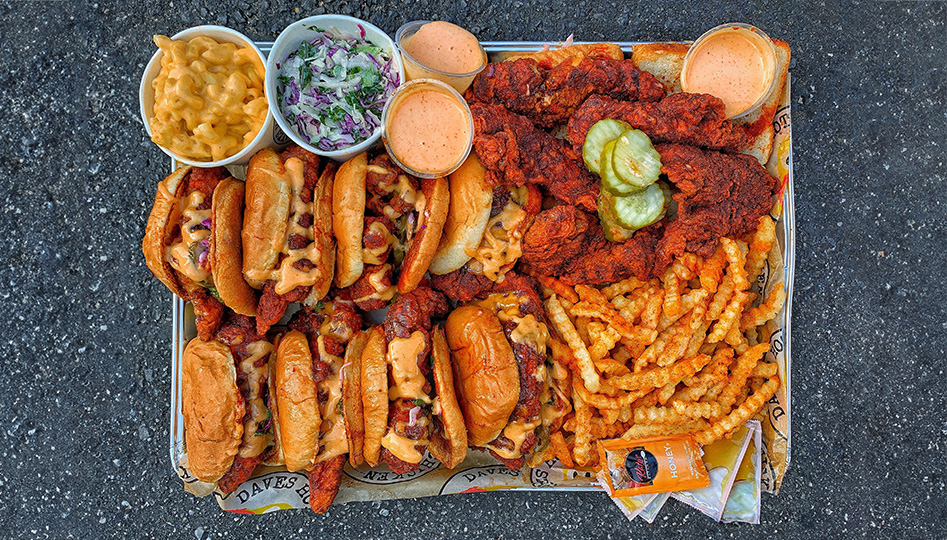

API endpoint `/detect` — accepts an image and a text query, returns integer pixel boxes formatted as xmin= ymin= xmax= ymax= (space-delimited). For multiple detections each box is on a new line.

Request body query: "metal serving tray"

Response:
xmin=166 ymin=41 xmax=794 ymax=511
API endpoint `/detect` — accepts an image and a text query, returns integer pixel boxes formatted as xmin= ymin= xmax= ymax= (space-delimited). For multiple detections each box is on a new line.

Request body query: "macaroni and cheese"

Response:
xmin=149 ymin=35 xmax=268 ymax=162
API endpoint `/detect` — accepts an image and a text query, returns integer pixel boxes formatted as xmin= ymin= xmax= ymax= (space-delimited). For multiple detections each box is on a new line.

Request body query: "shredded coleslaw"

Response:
xmin=276 ymin=25 xmax=400 ymax=151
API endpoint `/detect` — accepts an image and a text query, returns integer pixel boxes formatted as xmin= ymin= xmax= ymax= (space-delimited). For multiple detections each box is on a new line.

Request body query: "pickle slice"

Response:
xmin=610 ymin=182 xmax=667 ymax=230
xmin=611 ymin=129 xmax=662 ymax=189
xmin=583 ymin=119 xmax=631 ymax=174
xmin=598 ymin=189 xmax=636 ymax=242
xmin=600 ymin=140 xmax=640 ymax=196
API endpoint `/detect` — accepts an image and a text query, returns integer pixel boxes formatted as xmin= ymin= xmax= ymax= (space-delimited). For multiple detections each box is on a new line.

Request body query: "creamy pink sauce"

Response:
xmin=683 ymin=28 xmax=775 ymax=118
xmin=387 ymin=88 xmax=470 ymax=174
xmin=403 ymin=21 xmax=483 ymax=74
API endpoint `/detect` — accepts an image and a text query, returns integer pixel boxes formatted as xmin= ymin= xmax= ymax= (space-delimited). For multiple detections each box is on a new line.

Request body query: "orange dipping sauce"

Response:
xmin=681 ymin=24 xmax=777 ymax=119
xmin=383 ymin=79 xmax=473 ymax=177
xmin=397 ymin=20 xmax=486 ymax=93
xmin=404 ymin=21 xmax=483 ymax=74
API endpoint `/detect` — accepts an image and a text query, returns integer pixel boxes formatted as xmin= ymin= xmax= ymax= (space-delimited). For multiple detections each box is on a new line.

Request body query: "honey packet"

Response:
xmin=597 ymin=435 xmax=709 ymax=497
xmin=722 ymin=420 xmax=763 ymax=524
xmin=672 ymin=422 xmax=754 ymax=521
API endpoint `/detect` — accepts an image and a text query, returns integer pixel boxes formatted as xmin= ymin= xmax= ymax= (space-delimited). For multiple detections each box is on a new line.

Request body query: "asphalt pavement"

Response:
xmin=0 ymin=0 xmax=944 ymax=538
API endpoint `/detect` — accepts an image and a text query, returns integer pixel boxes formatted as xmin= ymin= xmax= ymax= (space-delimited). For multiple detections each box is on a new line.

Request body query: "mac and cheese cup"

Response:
xmin=140 ymin=25 xmax=279 ymax=167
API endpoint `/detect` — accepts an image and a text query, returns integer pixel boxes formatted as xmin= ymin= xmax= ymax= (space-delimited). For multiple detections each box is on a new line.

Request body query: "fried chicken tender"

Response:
xmin=568 ymin=93 xmax=749 ymax=153
xmin=471 ymin=102 xmax=599 ymax=212
xmin=652 ymin=143 xmax=779 ymax=271
xmin=520 ymin=205 xmax=661 ymax=285
xmin=470 ymin=57 xmax=666 ymax=127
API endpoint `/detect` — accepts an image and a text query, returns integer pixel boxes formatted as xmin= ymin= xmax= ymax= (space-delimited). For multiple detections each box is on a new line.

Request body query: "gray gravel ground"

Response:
xmin=0 ymin=0 xmax=945 ymax=538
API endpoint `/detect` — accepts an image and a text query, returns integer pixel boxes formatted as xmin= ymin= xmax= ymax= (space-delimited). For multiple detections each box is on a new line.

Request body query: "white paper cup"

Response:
xmin=266 ymin=15 xmax=404 ymax=162
xmin=140 ymin=25 xmax=278 ymax=167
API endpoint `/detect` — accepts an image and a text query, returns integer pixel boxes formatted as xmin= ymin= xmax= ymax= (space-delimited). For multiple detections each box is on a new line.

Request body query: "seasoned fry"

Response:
xmin=697 ymin=375 xmax=779 ymax=445
xmin=751 ymin=362 xmax=778 ymax=378
xmin=609 ymin=354 xmax=711 ymax=391
xmin=588 ymin=322 xmax=622 ymax=361
xmin=708 ymin=290 xmax=749 ymax=342
xmin=672 ymin=399 xmax=723 ymax=420
xmin=536 ymin=274 xmax=579 ymax=303
xmin=621 ymin=420 xmax=708 ymax=441
xmin=640 ymin=288 xmax=665 ymax=330
xmin=746 ymin=216 xmax=776 ymax=284
xmin=634 ymin=405 xmax=691 ymax=425
xmin=720 ymin=237 xmax=750 ymax=291
xmin=547 ymin=295 xmax=601 ymax=392
xmin=706 ymin=274 xmax=735 ymax=322
xmin=573 ymin=378 xmax=647 ymax=409
xmin=602 ymin=277 xmax=648 ymax=299
xmin=572 ymin=379 xmax=593 ymax=466
xmin=717 ymin=343 xmax=769 ymax=412
xmin=594 ymin=357 xmax=631 ymax=377
xmin=741 ymin=283 xmax=787 ymax=330
xmin=549 ymin=431 xmax=575 ymax=468
xmin=657 ymin=288 xmax=709 ymax=332
xmin=657 ymin=381 xmax=677 ymax=405
xmin=699 ymin=244 xmax=728 ymax=293
xmin=662 ymin=271 xmax=683 ymax=318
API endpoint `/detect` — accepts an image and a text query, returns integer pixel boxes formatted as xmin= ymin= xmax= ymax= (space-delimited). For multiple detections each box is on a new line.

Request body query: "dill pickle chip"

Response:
xmin=583 ymin=119 xmax=631 ymax=174
xmin=600 ymin=140 xmax=641 ymax=196
xmin=611 ymin=129 xmax=662 ymax=189
xmin=598 ymin=189 xmax=637 ymax=242
xmin=611 ymin=182 xmax=667 ymax=230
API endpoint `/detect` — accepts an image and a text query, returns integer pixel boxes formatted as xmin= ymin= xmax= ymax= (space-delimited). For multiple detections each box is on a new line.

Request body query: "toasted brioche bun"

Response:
xmin=632 ymin=39 xmax=791 ymax=164
xmin=182 ymin=338 xmax=244 ymax=483
xmin=303 ymin=162 xmax=337 ymax=306
xmin=428 ymin=326 xmax=468 ymax=468
xmin=359 ymin=327 xmax=388 ymax=468
xmin=397 ymin=177 xmax=450 ymax=294
xmin=262 ymin=336 xmax=285 ymax=467
xmin=242 ymin=148 xmax=292 ymax=289
xmin=333 ymin=152 xmax=368 ymax=288
xmin=342 ymin=330 xmax=369 ymax=468
xmin=210 ymin=178 xmax=257 ymax=316
xmin=142 ymin=166 xmax=193 ymax=300
xmin=445 ymin=306 xmax=520 ymax=447
xmin=631 ymin=42 xmax=689 ymax=93
xmin=505 ymin=42 xmax=624 ymax=67
xmin=274 ymin=330 xmax=321 ymax=472
xmin=430 ymin=154 xmax=493 ymax=276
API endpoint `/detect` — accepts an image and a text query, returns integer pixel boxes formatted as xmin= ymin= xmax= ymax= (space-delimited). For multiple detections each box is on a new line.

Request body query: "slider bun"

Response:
xmin=274 ymin=330 xmax=321 ymax=472
xmin=342 ymin=330 xmax=369 ymax=468
xmin=182 ymin=338 xmax=244 ymax=483
xmin=333 ymin=152 xmax=367 ymax=288
xmin=211 ymin=177 xmax=258 ymax=316
xmin=242 ymin=148 xmax=291 ymax=289
xmin=428 ymin=325 xmax=468 ymax=468
xmin=398 ymin=176 xmax=450 ymax=294
xmin=445 ymin=306 xmax=520 ymax=447
xmin=430 ymin=153 xmax=492 ymax=275
xmin=359 ymin=327 xmax=388 ymax=468
xmin=142 ymin=166 xmax=192 ymax=299
xmin=302 ymin=161 xmax=337 ymax=306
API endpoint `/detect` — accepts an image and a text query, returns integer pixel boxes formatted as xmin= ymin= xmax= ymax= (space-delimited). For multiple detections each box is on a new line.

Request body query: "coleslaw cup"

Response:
xmin=139 ymin=25 xmax=276 ymax=167
xmin=266 ymin=15 xmax=405 ymax=162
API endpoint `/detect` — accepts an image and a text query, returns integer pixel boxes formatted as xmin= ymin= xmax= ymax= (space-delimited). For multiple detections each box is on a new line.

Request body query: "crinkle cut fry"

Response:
xmin=741 ymin=282 xmax=787 ymax=330
xmin=546 ymin=295 xmax=601 ymax=392
xmin=696 ymin=375 xmax=780 ymax=445
xmin=608 ymin=354 xmax=711 ymax=391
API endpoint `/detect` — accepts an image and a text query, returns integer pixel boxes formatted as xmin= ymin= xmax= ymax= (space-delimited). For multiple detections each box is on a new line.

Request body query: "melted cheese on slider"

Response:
xmin=381 ymin=429 xmax=428 ymax=464
xmin=470 ymin=186 xmax=527 ymax=282
xmin=168 ymin=191 xmax=212 ymax=284
xmin=510 ymin=314 xmax=550 ymax=355
xmin=386 ymin=331 xmax=431 ymax=403
xmin=245 ymin=158 xmax=323 ymax=294
xmin=487 ymin=417 xmax=541 ymax=459
xmin=362 ymin=221 xmax=396 ymax=265
xmin=353 ymin=264 xmax=397 ymax=304
xmin=238 ymin=340 xmax=274 ymax=458
xmin=315 ymin=335 xmax=348 ymax=462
